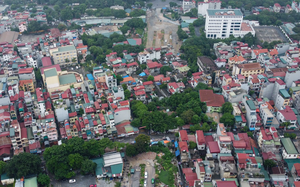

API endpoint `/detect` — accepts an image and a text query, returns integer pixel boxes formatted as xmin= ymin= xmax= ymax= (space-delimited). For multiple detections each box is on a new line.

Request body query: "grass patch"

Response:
xmin=159 ymin=170 xmax=171 ymax=185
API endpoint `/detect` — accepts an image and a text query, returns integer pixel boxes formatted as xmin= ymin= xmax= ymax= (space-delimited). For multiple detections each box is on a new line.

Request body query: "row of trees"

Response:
xmin=244 ymin=10 xmax=300 ymax=26
xmin=222 ymin=0 xmax=289 ymax=11
xmin=43 ymin=137 xmax=125 ymax=179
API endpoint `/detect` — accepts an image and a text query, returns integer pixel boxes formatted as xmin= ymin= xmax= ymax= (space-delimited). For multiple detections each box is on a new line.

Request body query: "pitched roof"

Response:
xmin=208 ymin=141 xmax=220 ymax=153
xmin=179 ymin=130 xmax=188 ymax=141
xmin=278 ymin=106 xmax=297 ymax=120
xmin=196 ymin=130 xmax=205 ymax=145
xmin=199 ymin=90 xmax=225 ymax=107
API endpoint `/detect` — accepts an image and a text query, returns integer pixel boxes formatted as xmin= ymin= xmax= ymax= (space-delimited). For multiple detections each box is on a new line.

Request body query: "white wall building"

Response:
xmin=198 ymin=0 xmax=221 ymax=17
xmin=182 ymin=0 xmax=196 ymax=13
xmin=242 ymin=96 xmax=257 ymax=131
xmin=205 ymin=9 xmax=255 ymax=39
xmin=105 ymin=70 xmax=117 ymax=91
xmin=26 ymin=56 xmax=38 ymax=68
xmin=114 ymin=107 xmax=131 ymax=124
xmin=18 ymin=22 xmax=27 ymax=33
xmin=137 ymin=48 xmax=161 ymax=64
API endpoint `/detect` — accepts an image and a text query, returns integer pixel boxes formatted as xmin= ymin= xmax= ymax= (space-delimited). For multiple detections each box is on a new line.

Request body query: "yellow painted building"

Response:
xmin=19 ymin=79 xmax=35 ymax=93
xmin=43 ymin=68 xmax=83 ymax=96
xmin=49 ymin=45 xmax=78 ymax=65
xmin=232 ymin=63 xmax=265 ymax=78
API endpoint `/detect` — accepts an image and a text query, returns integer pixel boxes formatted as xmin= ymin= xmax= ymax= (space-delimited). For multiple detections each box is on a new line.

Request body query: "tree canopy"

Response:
xmin=221 ymin=102 xmax=233 ymax=114
xmin=6 ymin=153 xmax=41 ymax=179
xmin=43 ymin=137 xmax=124 ymax=179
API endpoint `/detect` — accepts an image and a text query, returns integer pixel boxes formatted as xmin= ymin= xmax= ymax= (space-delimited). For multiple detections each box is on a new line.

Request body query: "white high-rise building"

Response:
xmin=198 ymin=0 xmax=221 ymax=17
xmin=205 ymin=9 xmax=256 ymax=39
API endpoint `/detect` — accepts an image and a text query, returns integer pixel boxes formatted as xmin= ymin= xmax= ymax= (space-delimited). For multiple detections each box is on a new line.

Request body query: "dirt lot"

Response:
xmin=20 ymin=34 xmax=45 ymax=43
xmin=92 ymin=25 xmax=120 ymax=32
xmin=253 ymin=26 xmax=288 ymax=43
xmin=206 ymin=112 xmax=222 ymax=123
xmin=146 ymin=8 xmax=182 ymax=53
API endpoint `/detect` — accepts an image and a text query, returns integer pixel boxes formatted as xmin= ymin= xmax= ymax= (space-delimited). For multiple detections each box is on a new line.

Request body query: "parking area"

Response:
xmin=253 ymin=26 xmax=288 ymax=43
xmin=130 ymin=166 xmax=141 ymax=187
xmin=51 ymin=175 xmax=97 ymax=187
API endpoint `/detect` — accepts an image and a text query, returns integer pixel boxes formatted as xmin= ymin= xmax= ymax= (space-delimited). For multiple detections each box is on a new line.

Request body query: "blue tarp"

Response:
xmin=174 ymin=141 xmax=178 ymax=148
xmin=162 ymin=7 xmax=167 ymax=9
xmin=122 ymin=75 xmax=129 ymax=78
xmin=156 ymin=82 xmax=162 ymax=85
xmin=139 ymin=72 xmax=146 ymax=76
xmin=175 ymin=150 xmax=180 ymax=156
xmin=87 ymin=74 xmax=94 ymax=80
xmin=151 ymin=141 xmax=159 ymax=145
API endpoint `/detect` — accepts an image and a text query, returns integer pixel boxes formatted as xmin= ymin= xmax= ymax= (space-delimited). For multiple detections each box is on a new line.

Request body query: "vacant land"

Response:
xmin=253 ymin=26 xmax=288 ymax=43
xmin=146 ymin=8 xmax=182 ymax=53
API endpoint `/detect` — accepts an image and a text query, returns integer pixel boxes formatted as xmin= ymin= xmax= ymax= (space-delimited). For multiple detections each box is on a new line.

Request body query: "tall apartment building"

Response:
xmin=49 ymin=45 xmax=77 ymax=65
xmin=105 ymin=71 xmax=117 ymax=91
xmin=242 ymin=96 xmax=257 ymax=131
xmin=205 ymin=9 xmax=255 ymax=39
xmin=198 ymin=0 xmax=221 ymax=17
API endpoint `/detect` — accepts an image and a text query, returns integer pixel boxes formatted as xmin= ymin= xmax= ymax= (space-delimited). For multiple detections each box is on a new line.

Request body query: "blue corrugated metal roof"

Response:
xmin=87 ymin=74 xmax=94 ymax=80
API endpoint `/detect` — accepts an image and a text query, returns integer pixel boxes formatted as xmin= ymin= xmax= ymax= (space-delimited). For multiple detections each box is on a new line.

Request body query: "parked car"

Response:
xmin=89 ymin=185 xmax=97 ymax=187
xmin=69 ymin=179 xmax=76 ymax=183
xmin=145 ymin=171 xmax=148 ymax=179
xmin=152 ymin=178 xmax=155 ymax=184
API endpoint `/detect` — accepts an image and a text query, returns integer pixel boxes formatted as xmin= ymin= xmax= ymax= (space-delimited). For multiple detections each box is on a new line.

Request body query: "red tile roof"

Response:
xmin=143 ymin=81 xmax=153 ymax=85
xmin=208 ymin=141 xmax=220 ymax=153
xmin=42 ymin=57 xmax=52 ymax=67
xmin=216 ymin=181 xmax=237 ymax=187
xmin=278 ymin=106 xmax=297 ymax=120
xmin=179 ymin=130 xmax=188 ymax=141
xmin=196 ymin=130 xmax=205 ymax=145
xmin=178 ymin=141 xmax=188 ymax=152
xmin=199 ymin=90 xmax=225 ymax=107
xmin=18 ymin=68 xmax=33 ymax=74
xmin=233 ymin=140 xmax=247 ymax=148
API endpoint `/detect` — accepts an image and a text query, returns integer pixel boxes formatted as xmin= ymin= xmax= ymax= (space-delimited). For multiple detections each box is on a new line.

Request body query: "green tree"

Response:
xmin=6 ymin=153 xmax=41 ymax=179
xmin=220 ymin=113 xmax=235 ymax=127
xmin=241 ymin=126 xmax=249 ymax=132
xmin=116 ymin=75 xmax=124 ymax=84
xmin=284 ymin=133 xmax=297 ymax=139
xmin=0 ymin=161 xmax=6 ymax=175
xmin=147 ymin=75 xmax=154 ymax=81
xmin=72 ymin=58 xmax=77 ymax=63
xmin=188 ymin=141 xmax=197 ymax=149
xmin=65 ymin=58 xmax=70 ymax=63
xmin=169 ymin=2 xmax=177 ymax=7
xmin=79 ymin=108 xmax=84 ymax=115
xmin=177 ymin=26 xmax=188 ymax=40
xmin=176 ymin=117 xmax=185 ymax=126
xmin=180 ymin=109 xmax=195 ymax=124
xmin=58 ymin=23 xmax=67 ymax=31
xmin=190 ymin=124 xmax=201 ymax=133
xmin=124 ymin=90 xmax=131 ymax=99
xmin=135 ymin=134 xmax=150 ymax=154
xmin=247 ymin=132 xmax=253 ymax=138
xmin=125 ymin=144 xmax=137 ymax=157
xmin=264 ymin=159 xmax=276 ymax=169
xmin=221 ymin=102 xmax=233 ymax=114
xmin=146 ymin=3 xmax=153 ymax=8
xmin=191 ymin=114 xmax=200 ymax=124
xmin=130 ymin=9 xmax=146 ymax=17
xmin=175 ymin=132 xmax=179 ymax=137
xmin=81 ymin=159 xmax=96 ymax=175
xmin=37 ymin=173 xmax=50 ymax=187
xmin=68 ymin=153 xmax=83 ymax=170
xmin=193 ymin=18 xmax=205 ymax=27
xmin=34 ymin=68 xmax=42 ymax=81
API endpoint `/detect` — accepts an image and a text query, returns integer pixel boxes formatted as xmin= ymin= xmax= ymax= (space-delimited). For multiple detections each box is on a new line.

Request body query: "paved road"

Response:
xmin=130 ymin=166 xmax=141 ymax=187
xmin=52 ymin=175 xmax=96 ymax=187
xmin=114 ymin=133 xmax=176 ymax=143
xmin=145 ymin=161 xmax=155 ymax=187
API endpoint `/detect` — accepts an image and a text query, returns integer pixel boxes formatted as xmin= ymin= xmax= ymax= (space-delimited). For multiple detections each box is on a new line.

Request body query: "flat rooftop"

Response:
xmin=207 ymin=9 xmax=243 ymax=16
